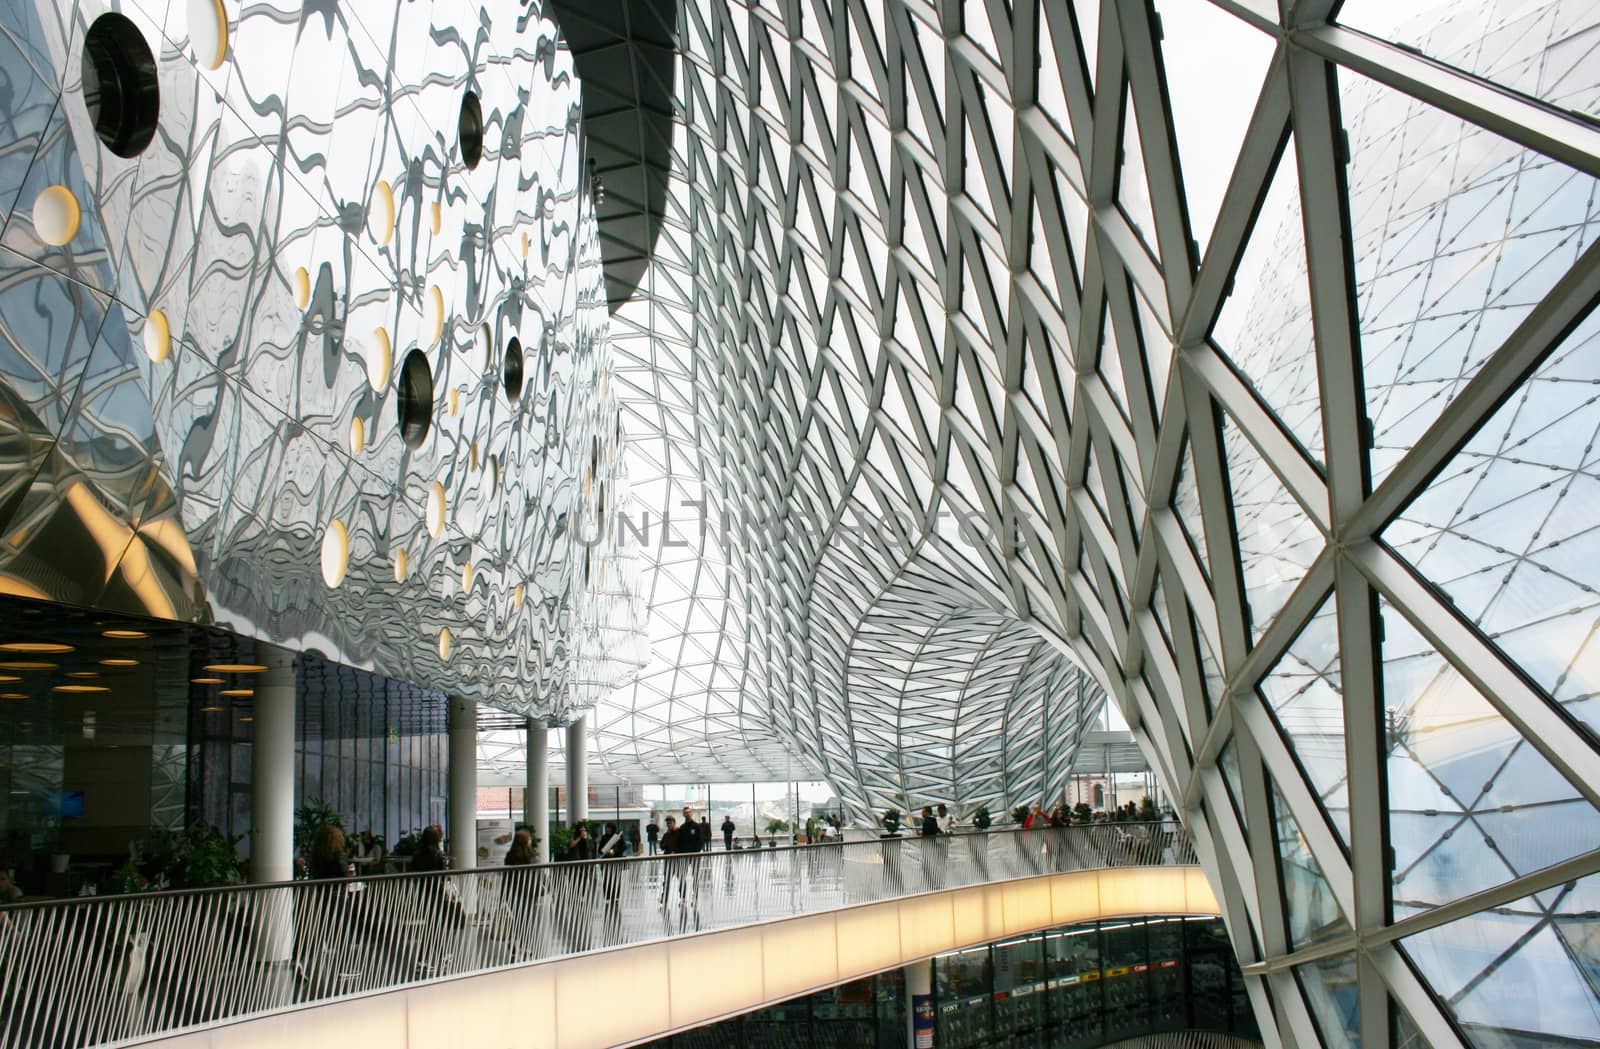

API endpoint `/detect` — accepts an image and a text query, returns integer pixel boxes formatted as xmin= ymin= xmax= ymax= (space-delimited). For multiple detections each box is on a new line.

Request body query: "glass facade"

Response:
xmin=633 ymin=916 xmax=1254 ymax=1049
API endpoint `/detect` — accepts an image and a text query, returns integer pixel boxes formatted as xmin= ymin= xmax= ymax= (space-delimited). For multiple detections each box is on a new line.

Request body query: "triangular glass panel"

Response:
xmin=1382 ymin=304 xmax=1600 ymax=728
xmin=1258 ymin=593 xmax=1350 ymax=843
xmin=1153 ymin=0 xmax=1275 ymax=252
xmin=1212 ymin=134 xmax=1323 ymax=463
xmin=1335 ymin=0 xmax=1590 ymax=116
xmin=1116 ymin=82 xmax=1160 ymax=262
xmin=1270 ymin=779 xmax=1351 ymax=950
xmin=1219 ymin=408 xmax=1323 ymax=642
xmin=1217 ymin=737 xmax=1247 ymax=836
xmin=1034 ymin=4 xmax=1075 ymax=146
xmin=1171 ymin=432 xmax=1210 ymax=579
xmin=1097 ymin=303 xmax=1132 ymax=427
xmin=1401 ymin=870 xmax=1600 ymax=1049
xmin=1342 ymin=66 xmax=1600 ymax=486
xmin=1069 ymin=0 xmax=1099 ymax=87
xmin=1379 ymin=594 xmax=1600 ymax=918
xmin=1296 ymin=952 xmax=1361 ymax=1049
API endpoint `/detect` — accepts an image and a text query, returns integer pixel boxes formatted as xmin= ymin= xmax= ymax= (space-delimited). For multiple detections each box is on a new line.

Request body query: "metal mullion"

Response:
xmin=1227 ymin=549 xmax=1333 ymax=696
xmin=1190 ymin=790 xmax=1265 ymax=959
xmin=1177 ymin=56 xmax=1291 ymax=348
xmin=1184 ymin=704 xmax=1236 ymax=814
xmin=1152 ymin=542 xmax=1216 ymax=754
xmin=1347 ymin=539 xmax=1600 ymax=810
xmin=1118 ymin=0 xmax=1196 ymax=317
xmin=1346 ymin=234 xmax=1600 ymax=541
xmin=1267 ymin=968 xmax=1326 ymax=1048
xmin=1092 ymin=204 xmax=1167 ymax=311
xmin=1184 ymin=342 xmax=1331 ymax=533
xmin=1368 ymin=943 xmax=1472 ymax=1049
xmin=1236 ymin=692 xmax=1357 ymax=920
xmin=1233 ymin=724 xmax=1292 ymax=960
xmin=1296 ymin=24 xmax=1600 ymax=180
xmin=1102 ymin=260 xmax=1162 ymax=461
xmin=1176 ymin=373 xmax=1251 ymax=674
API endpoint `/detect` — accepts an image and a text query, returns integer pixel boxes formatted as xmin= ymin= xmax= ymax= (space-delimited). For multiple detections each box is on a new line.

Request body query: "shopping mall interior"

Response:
xmin=0 ymin=0 xmax=1597 ymax=1046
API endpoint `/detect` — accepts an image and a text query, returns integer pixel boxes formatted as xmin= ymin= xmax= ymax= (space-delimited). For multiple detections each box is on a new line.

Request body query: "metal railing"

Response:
xmin=0 ymin=821 xmax=1194 ymax=1048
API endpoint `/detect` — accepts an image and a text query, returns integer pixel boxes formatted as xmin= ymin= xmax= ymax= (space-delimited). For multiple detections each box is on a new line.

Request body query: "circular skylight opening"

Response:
xmin=503 ymin=335 xmax=524 ymax=403
xmin=459 ymin=91 xmax=484 ymax=170
xmin=81 ymin=14 xmax=160 ymax=158
xmin=397 ymin=349 xmax=434 ymax=449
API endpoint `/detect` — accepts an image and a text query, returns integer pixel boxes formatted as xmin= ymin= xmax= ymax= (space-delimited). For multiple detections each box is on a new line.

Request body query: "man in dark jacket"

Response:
xmin=646 ymin=816 xmax=661 ymax=855
xmin=721 ymin=814 xmax=736 ymax=850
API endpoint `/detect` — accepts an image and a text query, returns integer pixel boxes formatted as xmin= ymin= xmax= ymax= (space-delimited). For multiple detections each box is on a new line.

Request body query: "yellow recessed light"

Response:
xmin=239 ymin=715 xmax=254 ymax=723
xmin=102 ymin=629 xmax=148 ymax=639
xmin=65 ymin=671 xmax=99 ymax=679
xmin=0 ymin=642 xmax=74 ymax=654
xmin=100 ymin=659 xmax=139 ymax=667
xmin=0 ymin=662 xmax=55 ymax=671
xmin=1 ymin=692 xmax=25 ymax=700
xmin=53 ymin=684 xmax=108 ymax=693
xmin=220 ymin=688 xmax=254 ymax=697
xmin=190 ymin=677 xmax=224 ymax=685
xmin=203 ymin=664 xmax=270 ymax=674
xmin=198 ymin=705 xmax=223 ymax=713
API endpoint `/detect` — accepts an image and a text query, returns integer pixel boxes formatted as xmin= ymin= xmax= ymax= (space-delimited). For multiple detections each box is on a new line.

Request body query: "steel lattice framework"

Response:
xmin=571 ymin=0 xmax=1600 ymax=1043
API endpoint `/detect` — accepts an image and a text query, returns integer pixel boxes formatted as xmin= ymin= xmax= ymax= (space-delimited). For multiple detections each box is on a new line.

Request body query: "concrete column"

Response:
xmin=566 ymin=716 xmax=588 ymax=824
xmin=250 ymin=645 xmax=296 ymax=884
xmin=448 ymin=695 xmax=477 ymax=870
xmin=525 ymin=718 xmax=550 ymax=862
xmin=905 ymin=957 xmax=933 ymax=1048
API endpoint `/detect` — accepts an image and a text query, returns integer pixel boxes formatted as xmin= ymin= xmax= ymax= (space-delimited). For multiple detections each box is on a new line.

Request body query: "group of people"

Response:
xmin=306 ymin=825 xmax=444 ymax=879
xmin=917 ymin=804 xmax=956 ymax=836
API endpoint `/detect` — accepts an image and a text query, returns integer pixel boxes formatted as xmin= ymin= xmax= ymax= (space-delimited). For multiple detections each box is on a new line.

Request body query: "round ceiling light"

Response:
xmin=102 ymin=629 xmax=147 ymax=639
xmin=220 ymin=688 xmax=253 ymax=697
xmin=320 ymin=518 xmax=349 ymax=588
xmin=426 ymin=481 xmax=446 ymax=538
xmin=425 ymin=285 xmax=444 ymax=346
xmin=1 ymin=693 xmax=26 ymax=700
xmin=202 ymin=663 xmax=269 ymax=674
xmin=30 ymin=186 xmax=78 ymax=246
xmin=293 ymin=266 xmax=310 ymax=310
xmin=393 ymin=548 xmax=409 ymax=584
xmin=370 ymin=178 xmax=395 ymax=245
xmin=0 ymin=642 xmax=74 ymax=654
xmin=366 ymin=327 xmax=392 ymax=391
xmin=143 ymin=308 xmax=171 ymax=362
xmin=0 ymin=675 xmax=18 ymax=683
xmin=190 ymin=677 xmax=224 ymax=685
xmin=437 ymin=627 xmax=451 ymax=661
xmin=66 ymin=671 xmax=99 ymax=679
xmin=198 ymin=705 xmax=222 ymax=713
xmin=349 ymin=415 xmax=366 ymax=455
xmin=430 ymin=201 xmax=441 ymax=235
xmin=188 ymin=0 xmax=228 ymax=71
xmin=100 ymin=659 xmax=139 ymax=667
xmin=462 ymin=559 xmax=474 ymax=594
xmin=53 ymin=684 xmax=109 ymax=693
xmin=0 ymin=662 xmax=55 ymax=671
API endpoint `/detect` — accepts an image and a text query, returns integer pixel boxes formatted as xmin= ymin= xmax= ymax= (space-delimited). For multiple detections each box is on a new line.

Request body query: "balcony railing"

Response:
xmin=0 ymin=821 xmax=1195 ymax=1048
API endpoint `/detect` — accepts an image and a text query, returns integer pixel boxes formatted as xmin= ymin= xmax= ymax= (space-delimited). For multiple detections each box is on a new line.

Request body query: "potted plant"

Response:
xmin=1072 ymin=802 xmax=1094 ymax=825
xmin=972 ymin=805 xmax=992 ymax=830
xmin=293 ymin=797 xmax=344 ymax=855
xmin=765 ymin=818 xmax=791 ymax=835
xmin=1011 ymin=804 xmax=1030 ymax=825
xmin=881 ymin=809 xmax=902 ymax=836
xmin=108 ymin=822 xmax=244 ymax=893
xmin=1137 ymin=796 xmax=1158 ymax=822
xmin=392 ymin=829 xmax=422 ymax=857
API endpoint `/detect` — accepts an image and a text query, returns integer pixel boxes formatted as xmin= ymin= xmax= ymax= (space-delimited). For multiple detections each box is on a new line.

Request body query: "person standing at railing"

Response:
xmin=721 ymin=814 xmax=736 ymax=851
xmin=937 ymin=804 xmax=954 ymax=836
xmin=918 ymin=807 xmax=940 ymax=837
xmin=411 ymin=826 xmax=447 ymax=872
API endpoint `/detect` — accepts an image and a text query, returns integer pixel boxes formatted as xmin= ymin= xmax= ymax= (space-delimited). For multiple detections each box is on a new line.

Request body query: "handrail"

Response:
xmin=0 ymin=821 xmax=1194 ymax=1048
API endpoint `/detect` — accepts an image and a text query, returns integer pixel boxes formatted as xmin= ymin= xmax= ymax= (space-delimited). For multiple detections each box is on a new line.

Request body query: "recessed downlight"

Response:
xmin=103 ymin=629 xmax=148 ymax=639
xmin=220 ymin=688 xmax=253 ymax=697
xmin=1 ymin=693 xmax=25 ymax=700
xmin=100 ymin=659 xmax=139 ymax=667
xmin=239 ymin=715 xmax=254 ymax=723
xmin=0 ymin=642 xmax=74 ymax=654
xmin=66 ymin=671 xmax=99 ymax=679
xmin=0 ymin=662 xmax=55 ymax=671
xmin=198 ymin=705 xmax=223 ymax=713
xmin=53 ymin=684 xmax=109 ymax=693
xmin=0 ymin=675 xmax=18 ymax=683
xmin=190 ymin=677 xmax=224 ymax=685
xmin=203 ymin=663 xmax=270 ymax=674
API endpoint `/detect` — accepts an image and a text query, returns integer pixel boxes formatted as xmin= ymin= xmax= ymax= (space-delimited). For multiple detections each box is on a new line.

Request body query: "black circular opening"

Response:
xmin=459 ymin=91 xmax=484 ymax=170
xmin=80 ymin=14 xmax=159 ymax=159
xmin=397 ymin=349 xmax=434 ymax=449
xmin=503 ymin=336 xmax=524 ymax=403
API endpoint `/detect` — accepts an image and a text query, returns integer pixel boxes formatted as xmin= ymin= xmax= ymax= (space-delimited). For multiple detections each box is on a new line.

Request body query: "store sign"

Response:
xmin=912 ymin=993 xmax=934 ymax=1048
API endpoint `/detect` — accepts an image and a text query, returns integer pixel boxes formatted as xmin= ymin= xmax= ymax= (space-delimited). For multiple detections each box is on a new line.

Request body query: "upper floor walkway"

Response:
xmin=0 ymin=822 xmax=1215 ymax=1049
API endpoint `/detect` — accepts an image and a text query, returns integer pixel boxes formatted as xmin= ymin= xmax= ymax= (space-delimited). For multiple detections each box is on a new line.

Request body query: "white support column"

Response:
xmin=566 ymin=716 xmax=588 ymax=825
xmin=525 ymin=718 xmax=550 ymax=862
xmin=448 ymin=695 xmax=477 ymax=870
xmin=250 ymin=644 xmax=296 ymax=884
xmin=905 ymin=957 xmax=933 ymax=1048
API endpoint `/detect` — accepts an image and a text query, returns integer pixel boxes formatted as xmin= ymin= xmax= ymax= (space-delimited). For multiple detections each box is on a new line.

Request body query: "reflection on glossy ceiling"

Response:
xmin=581 ymin=0 xmax=1600 ymax=1045
xmin=0 ymin=0 xmax=646 ymax=719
